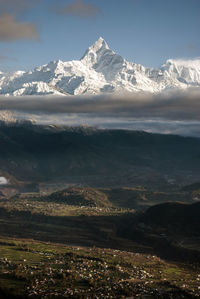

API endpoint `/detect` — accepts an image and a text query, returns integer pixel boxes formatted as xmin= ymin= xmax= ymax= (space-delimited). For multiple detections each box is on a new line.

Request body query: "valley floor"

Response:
xmin=0 ymin=186 xmax=200 ymax=298
xmin=0 ymin=237 xmax=199 ymax=299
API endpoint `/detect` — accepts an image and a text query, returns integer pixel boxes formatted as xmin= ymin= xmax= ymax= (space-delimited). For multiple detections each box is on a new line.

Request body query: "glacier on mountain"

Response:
xmin=0 ymin=37 xmax=200 ymax=96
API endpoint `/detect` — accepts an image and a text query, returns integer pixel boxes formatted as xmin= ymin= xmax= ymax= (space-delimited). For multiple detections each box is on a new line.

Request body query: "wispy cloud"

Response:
xmin=0 ymin=54 xmax=17 ymax=61
xmin=0 ymin=14 xmax=38 ymax=41
xmin=0 ymin=0 xmax=39 ymax=14
xmin=186 ymin=43 xmax=200 ymax=53
xmin=0 ymin=1 xmax=40 ymax=42
xmin=55 ymin=0 xmax=101 ymax=18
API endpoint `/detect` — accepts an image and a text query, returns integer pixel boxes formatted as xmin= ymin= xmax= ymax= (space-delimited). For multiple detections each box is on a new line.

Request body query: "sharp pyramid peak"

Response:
xmin=92 ymin=37 xmax=109 ymax=50
xmin=81 ymin=37 xmax=111 ymax=63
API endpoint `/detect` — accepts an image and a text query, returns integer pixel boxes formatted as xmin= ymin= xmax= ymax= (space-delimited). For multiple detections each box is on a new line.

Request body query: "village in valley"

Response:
xmin=0 ymin=237 xmax=200 ymax=298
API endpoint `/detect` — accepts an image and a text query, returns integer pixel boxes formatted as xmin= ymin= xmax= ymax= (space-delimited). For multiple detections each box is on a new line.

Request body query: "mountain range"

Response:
xmin=0 ymin=37 xmax=200 ymax=96
xmin=1 ymin=123 xmax=200 ymax=188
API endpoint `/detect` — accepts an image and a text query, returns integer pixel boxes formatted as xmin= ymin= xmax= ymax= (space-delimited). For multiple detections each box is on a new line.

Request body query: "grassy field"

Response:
xmin=0 ymin=197 xmax=138 ymax=252
xmin=0 ymin=237 xmax=199 ymax=298
xmin=0 ymin=197 xmax=132 ymax=217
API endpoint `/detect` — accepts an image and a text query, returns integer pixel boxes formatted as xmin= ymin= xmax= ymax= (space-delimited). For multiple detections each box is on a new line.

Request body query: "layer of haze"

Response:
xmin=1 ymin=89 xmax=200 ymax=137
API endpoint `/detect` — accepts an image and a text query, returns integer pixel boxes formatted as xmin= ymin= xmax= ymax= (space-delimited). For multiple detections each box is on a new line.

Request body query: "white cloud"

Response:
xmin=0 ymin=177 xmax=8 ymax=185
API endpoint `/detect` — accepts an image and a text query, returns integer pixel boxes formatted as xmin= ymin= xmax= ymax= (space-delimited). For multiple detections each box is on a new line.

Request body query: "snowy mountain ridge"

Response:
xmin=0 ymin=37 xmax=200 ymax=96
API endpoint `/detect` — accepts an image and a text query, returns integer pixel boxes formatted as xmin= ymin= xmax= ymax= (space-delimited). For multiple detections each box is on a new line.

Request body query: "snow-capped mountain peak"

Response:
xmin=81 ymin=37 xmax=114 ymax=68
xmin=82 ymin=37 xmax=110 ymax=59
xmin=86 ymin=36 xmax=109 ymax=53
xmin=0 ymin=37 xmax=200 ymax=96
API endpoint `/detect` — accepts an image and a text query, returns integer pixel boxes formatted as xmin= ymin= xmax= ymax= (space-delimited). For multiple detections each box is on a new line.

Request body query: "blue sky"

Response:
xmin=0 ymin=0 xmax=199 ymax=71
